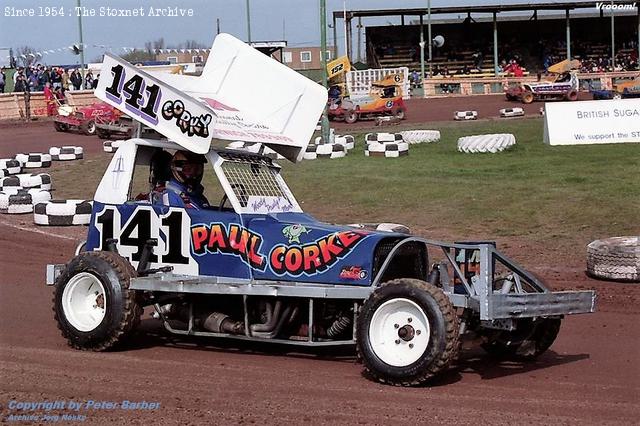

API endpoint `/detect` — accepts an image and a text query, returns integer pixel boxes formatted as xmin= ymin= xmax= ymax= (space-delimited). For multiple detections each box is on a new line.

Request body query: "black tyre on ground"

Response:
xmin=565 ymin=90 xmax=579 ymax=101
xmin=344 ymin=111 xmax=358 ymax=124
xmin=356 ymin=278 xmax=459 ymax=386
xmin=96 ymin=129 xmax=110 ymax=139
xmin=481 ymin=317 xmax=561 ymax=359
xmin=53 ymin=251 xmax=141 ymax=351
xmin=81 ymin=119 xmax=96 ymax=136
xmin=53 ymin=121 xmax=69 ymax=132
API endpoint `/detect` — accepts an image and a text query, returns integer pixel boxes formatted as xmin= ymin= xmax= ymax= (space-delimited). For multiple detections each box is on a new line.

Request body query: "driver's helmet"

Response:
xmin=170 ymin=150 xmax=206 ymax=185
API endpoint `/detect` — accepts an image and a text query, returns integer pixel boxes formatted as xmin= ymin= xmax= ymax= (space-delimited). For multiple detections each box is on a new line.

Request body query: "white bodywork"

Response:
xmin=95 ymin=33 xmax=327 ymax=162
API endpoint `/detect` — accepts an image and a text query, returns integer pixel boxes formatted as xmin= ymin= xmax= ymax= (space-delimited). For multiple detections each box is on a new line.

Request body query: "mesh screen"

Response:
xmin=221 ymin=160 xmax=289 ymax=207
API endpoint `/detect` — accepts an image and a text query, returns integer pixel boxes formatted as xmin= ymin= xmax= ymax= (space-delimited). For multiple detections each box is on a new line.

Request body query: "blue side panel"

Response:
xmin=86 ymin=203 xmax=404 ymax=285
xmin=245 ymin=213 xmax=396 ymax=286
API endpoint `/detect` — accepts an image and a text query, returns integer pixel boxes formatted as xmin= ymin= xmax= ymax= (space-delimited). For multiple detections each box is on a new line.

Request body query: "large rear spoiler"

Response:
xmin=95 ymin=33 xmax=327 ymax=162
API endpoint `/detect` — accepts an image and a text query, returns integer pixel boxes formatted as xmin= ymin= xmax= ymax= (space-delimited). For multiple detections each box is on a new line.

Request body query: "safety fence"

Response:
xmin=0 ymin=91 xmax=98 ymax=120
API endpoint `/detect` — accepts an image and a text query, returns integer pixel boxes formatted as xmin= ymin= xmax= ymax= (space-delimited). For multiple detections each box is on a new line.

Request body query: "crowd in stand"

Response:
xmin=0 ymin=65 xmax=98 ymax=94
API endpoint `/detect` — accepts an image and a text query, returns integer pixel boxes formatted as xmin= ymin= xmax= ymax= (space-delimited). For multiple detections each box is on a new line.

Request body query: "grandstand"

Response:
xmin=333 ymin=2 xmax=639 ymax=77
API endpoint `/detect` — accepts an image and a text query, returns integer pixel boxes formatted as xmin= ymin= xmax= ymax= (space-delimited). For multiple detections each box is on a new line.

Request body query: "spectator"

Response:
xmin=43 ymin=82 xmax=56 ymax=116
xmin=0 ymin=68 xmax=5 ymax=93
xmin=70 ymin=69 xmax=82 ymax=91
xmin=84 ymin=71 xmax=94 ymax=90
xmin=92 ymin=74 xmax=99 ymax=89
xmin=61 ymin=69 xmax=70 ymax=94
xmin=14 ymin=70 xmax=27 ymax=93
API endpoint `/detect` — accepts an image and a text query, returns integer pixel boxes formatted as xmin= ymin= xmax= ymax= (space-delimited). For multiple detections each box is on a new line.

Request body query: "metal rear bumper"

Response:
xmin=488 ymin=290 xmax=596 ymax=319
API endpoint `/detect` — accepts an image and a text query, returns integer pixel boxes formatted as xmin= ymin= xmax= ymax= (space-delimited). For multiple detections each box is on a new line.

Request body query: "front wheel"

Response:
xmin=393 ymin=109 xmax=406 ymax=120
xmin=521 ymin=92 xmax=534 ymax=104
xmin=53 ymin=121 xmax=69 ymax=132
xmin=53 ymin=251 xmax=141 ymax=351
xmin=356 ymin=279 xmax=459 ymax=386
xmin=81 ymin=120 xmax=96 ymax=136
xmin=565 ymin=90 xmax=579 ymax=101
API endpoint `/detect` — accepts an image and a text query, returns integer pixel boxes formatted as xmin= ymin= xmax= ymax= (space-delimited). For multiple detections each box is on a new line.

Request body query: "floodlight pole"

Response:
xmin=427 ymin=0 xmax=432 ymax=78
xmin=419 ymin=15 xmax=425 ymax=95
xmin=246 ymin=0 xmax=252 ymax=43
xmin=320 ymin=0 xmax=330 ymax=145
xmin=76 ymin=0 xmax=86 ymax=83
xmin=610 ymin=0 xmax=615 ymax=69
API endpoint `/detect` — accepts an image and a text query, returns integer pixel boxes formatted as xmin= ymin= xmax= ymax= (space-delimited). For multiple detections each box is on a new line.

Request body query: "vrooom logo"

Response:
xmin=191 ymin=223 xmax=266 ymax=270
xmin=270 ymin=231 xmax=367 ymax=276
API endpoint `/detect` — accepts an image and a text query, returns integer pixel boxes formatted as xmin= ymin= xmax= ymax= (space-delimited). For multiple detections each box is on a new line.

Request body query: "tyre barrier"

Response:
xmin=348 ymin=222 xmax=411 ymax=234
xmin=6 ymin=173 xmax=52 ymax=190
xmin=499 ymin=107 xmax=525 ymax=118
xmin=0 ymin=189 xmax=51 ymax=214
xmin=399 ymin=130 xmax=441 ymax=144
xmin=0 ymin=159 xmax=22 ymax=178
xmin=457 ymin=134 xmax=516 ymax=153
xmin=365 ymin=132 xmax=403 ymax=143
xmin=365 ymin=141 xmax=409 ymax=158
xmin=303 ymin=144 xmax=347 ymax=160
xmin=49 ymin=146 xmax=84 ymax=161
xmin=539 ymin=106 xmax=545 ymax=116
xmin=334 ymin=135 xmax=355 ymax=150
xmin=103 ymin=140 xmax=115 ymax=153
xmin=34 ymin=200 xmax=93 ymax=226
xmin=587 ymin=236 xmax=639 ymax=282
xmin=14 ymin=153 xmax=52 ymax=168
xmin=454 ymin=111 xmax=478 ymax=121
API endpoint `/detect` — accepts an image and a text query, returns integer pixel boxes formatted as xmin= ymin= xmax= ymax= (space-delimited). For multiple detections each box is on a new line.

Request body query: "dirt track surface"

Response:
xmin=1 ymin=102 xmax=639 ymax=425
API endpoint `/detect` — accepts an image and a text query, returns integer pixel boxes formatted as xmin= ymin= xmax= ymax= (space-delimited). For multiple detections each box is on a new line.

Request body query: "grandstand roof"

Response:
xmin=332 ymin=2 xmax=637 ymax=19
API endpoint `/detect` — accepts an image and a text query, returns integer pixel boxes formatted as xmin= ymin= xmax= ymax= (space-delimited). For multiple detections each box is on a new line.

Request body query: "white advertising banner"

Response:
xmin=543 ymin=98 xmax=640 ymax=146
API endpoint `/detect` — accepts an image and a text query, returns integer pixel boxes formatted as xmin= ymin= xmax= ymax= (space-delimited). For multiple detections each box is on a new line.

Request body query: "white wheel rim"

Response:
xmin=368 ymin=298 xmax=431 ymax=367
xmin=61 ymin=272 xmax=106 ymax=332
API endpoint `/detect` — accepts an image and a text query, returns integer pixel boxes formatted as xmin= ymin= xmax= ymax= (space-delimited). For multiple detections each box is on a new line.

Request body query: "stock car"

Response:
xmin=328 ymin=74 xmax=407 ymax=124
xmin=53 ymin=102 xmax=121 ymax=136
xmin=505 ymin=59 xmax=581 ymax=104
xmin=45 ymin=33 xmax=595 ymax=386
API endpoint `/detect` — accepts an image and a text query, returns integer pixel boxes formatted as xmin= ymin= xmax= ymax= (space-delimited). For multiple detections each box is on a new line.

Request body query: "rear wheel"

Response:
xmin=356 ymin=279 xmax=459 ymax=386
xmin=53 ymin=251 xmax=141 ymax=351
xmin=521 ymin=92 xmax=534 ymax=104
xmin=393 ymin=109 xmax=406 ymax=120
xmin=482 ymin=317 xmax=561 ymax=359
xmin=96 ymin=129 xmax=110 ymax=139
xmin=612 ymin=92 xmax=622 ymax=100
xmin=344 ymin=111 xmax=358 ymax=124
xmin=53 ymin=122 xmax=69 ymax=132
xmin=565 ymin=90 xmax=579 ymax=101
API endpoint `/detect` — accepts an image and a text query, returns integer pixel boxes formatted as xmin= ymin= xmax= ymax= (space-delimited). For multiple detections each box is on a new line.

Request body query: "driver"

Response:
xmin=158 ymin=150 xmax=210 ymax=209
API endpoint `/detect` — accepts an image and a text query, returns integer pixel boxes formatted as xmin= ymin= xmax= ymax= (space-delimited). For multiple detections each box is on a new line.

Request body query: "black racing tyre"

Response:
xmin=53 ymin=122 xmax=69 ymax=132
xmin=521 ymin=92 xmax=534 ymax=104
xmin=81 ymin=120 xmax=96 ymax=136
xmin=356 ymin=278 xmax=459 ymax=386
xmin=393 ymin=109 xmax=406 ymax=120
xmin=53 ymin=251 xmax=141 ymax=351
xmin=481 ymin=317 xmax=561 ymax=360
xmin=566 ymin=90 xmax=579 ymax=101
xmin=96 ymin=129 xmax=110 ymax=139
xmin=344 ymin=111 xmax=358 ymax=124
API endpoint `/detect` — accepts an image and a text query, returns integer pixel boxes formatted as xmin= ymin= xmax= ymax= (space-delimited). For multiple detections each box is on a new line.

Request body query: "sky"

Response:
xmin=0 ymin=0 xmax=609 ymax=65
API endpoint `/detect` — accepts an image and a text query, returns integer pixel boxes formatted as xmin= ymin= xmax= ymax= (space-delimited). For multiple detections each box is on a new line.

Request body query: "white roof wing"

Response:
xmin=95 ymin=33 xmax=327 ymax=162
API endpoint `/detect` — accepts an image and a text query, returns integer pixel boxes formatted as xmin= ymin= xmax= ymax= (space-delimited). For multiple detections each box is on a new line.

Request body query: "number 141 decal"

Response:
xmin=105 ymin=64 xmax=162 ymax=126
xmin=95 ymin=206 xmax=195 ymax=270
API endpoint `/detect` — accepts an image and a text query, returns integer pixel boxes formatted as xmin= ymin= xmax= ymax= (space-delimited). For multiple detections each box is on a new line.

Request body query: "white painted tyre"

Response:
xmin=499 ymin=107 xmax=524 ymax=118
xmin=587 ymin=237 xmax=639 ymax=282
xmin=34 ymin=200 xmax=93 ymax=226
xmin=457 ymin=134 xmax=516 ymax=153
xmin=103 ymin=141 xmax=115 ymax=153
xmin=365 ymin=141 xmax=409 ymax=158
xmin=454 ymin=111 xmax=478 ymax=121
xmin=316 ymin=143 xmax=346 ymax=159
xmin=0 ymin=159 xmax=21 ymax=176
xmin=365 ymin=132 xmax=403 ymax=143
xmin=399 ymin=130 xmax=441 ymax=144
xmin=0 ymin=189 xmax=50 ymax=214
xmin=335 ymin=135 xmax=355 ymax=150
xmin=61 ymin=272 xmax=107 ymax=332
xmin=15 ymin=153 xmax=52 ymax=168
xmin=10 ymin=173 xmax=52 ymax=190
xmin=49 ymin=146 xmax=84 ymax=161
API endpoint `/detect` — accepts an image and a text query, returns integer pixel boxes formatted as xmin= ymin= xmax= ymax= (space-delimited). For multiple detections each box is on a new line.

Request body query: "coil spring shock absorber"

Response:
xmin=327 ymin=315 xmax=352 ymax=338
